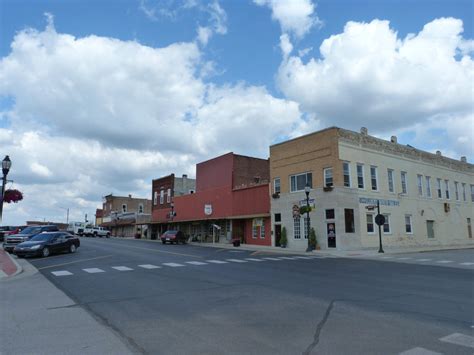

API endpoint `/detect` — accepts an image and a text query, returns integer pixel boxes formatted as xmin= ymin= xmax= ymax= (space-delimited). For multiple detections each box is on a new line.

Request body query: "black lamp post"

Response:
xmin=304 ymin=183 xmax=311 ymax=252
xmin=0 ymin=155 xmax=12 ymax=223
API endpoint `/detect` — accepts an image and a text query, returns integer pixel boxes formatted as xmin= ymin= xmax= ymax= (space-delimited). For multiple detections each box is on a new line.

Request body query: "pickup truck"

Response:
xmin=83 ymin=226 xmax=110 ymax=238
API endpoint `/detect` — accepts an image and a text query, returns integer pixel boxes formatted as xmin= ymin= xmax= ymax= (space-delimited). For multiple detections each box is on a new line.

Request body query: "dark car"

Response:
xmin=3 ymin=225 xmax=59 ymax=253
xmin=14 ymin=232 xmax=80 ymax=258
xmin=161 ymin=230 xmax=187 ymax=244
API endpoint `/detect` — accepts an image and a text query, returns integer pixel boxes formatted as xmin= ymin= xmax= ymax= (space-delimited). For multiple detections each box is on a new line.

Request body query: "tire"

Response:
xmin=42 ymin=247 xmax=50 ymax=258
xmin=106 ymin=233 xmax=110 ymax=238
xmin=181 ymin=239 xmax=187 ymax=245
xmin=69 ymin=244 xmax=76 ymax=253
xmin=161 ymin=240 xmax=166 ymax=244
xmin=93 ymin=232 xmax=97 ymax=238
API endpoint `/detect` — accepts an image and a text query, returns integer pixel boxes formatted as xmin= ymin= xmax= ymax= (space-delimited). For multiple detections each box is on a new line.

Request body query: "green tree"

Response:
xmin=280 ymin=226 xmax=288 ymax=247
xmin=309 ymin=227 xmax=317 ymax=250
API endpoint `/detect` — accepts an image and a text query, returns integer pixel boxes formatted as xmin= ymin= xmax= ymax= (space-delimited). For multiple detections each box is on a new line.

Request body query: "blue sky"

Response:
xmin=0 ymin=0 xmax=472 ymax=224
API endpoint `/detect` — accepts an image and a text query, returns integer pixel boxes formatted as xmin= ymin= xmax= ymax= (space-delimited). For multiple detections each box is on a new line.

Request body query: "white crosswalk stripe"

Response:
xmin=83 ymin=268 xmax=105 ymax=273
xmin=436 ymin=260 xmax=453 ymax=264
xmin=397 ymin=257 xmax=412 ymax=260
xmin=163 ymin=263 xmax=185 ymax=267
xmin=51 ymin=271 xmax=73 ymax=276
xmin=206 ymin=260 xmax=228 ymax=264
xmin=245 ymin=258 xmax=264 ymax=261
xmin=292 ymin=256 xmax=313 ymax=259
xmin=226 ymin=259 xmax=248 ymax=263
xmin=459 ymin=262 xmax=474 ymax=266
xmin=399 ymin=347 xmax=442 ymax=355
xmin=381 ymin=256 xmax=395 ymax=259
xmin=138 ymin=264 xmax=161 ymax=269
xmin=186 ymin=261 xmax=208 ymax=266
xmin=262 ymin=257 xmax=281 ymax=261
xmin=417 ymin=259 xmax=432 ymax=262
xmin=440 ymin=332 xmax=474 ymax=348
xmin=278 ymin=256 xmax=298 ymax=260
xmin=112 ymin=266 xmax=134 ymax=271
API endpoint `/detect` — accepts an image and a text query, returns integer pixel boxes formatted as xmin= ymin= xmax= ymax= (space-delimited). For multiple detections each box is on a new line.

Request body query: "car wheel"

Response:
xmin=42 ymin=247 xmax=50 ymax=258
xmin=69 ymin=244 xmax=76 ymax=253
xmin=161 ymin=240 xmax=166 ymax=244
xmin=17 ymin=255 xmax=24 ymax=258
xmin=106 ymin=233 xmax=110 ymax=238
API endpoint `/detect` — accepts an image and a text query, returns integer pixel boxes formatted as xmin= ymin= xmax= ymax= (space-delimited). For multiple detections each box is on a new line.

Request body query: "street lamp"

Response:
xmin=304 ymin=183 xmax=311 ymax=252
xmin=0 ymin=155 xmax=12 ymax=223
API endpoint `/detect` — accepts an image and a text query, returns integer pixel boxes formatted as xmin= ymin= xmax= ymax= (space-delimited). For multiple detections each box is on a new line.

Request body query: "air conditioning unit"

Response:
xmin=444 ymin=203 xmax=450 ymax=213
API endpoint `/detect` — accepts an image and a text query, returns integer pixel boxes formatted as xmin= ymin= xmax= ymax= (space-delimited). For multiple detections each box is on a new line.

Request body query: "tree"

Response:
xmin=280 ymin=226 xmax=288 ymax=247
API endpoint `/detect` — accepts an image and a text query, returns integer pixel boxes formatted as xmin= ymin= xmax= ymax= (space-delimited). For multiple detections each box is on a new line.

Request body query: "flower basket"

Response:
xmin=3 ymin=189 xmax=23 ymax=203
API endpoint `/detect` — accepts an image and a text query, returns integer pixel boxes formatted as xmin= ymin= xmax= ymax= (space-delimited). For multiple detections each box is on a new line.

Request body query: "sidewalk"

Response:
xmin=0 ymin=258 xmax=135 ymax=354
xmin=0 ymin=248 xmax=21 ymax=279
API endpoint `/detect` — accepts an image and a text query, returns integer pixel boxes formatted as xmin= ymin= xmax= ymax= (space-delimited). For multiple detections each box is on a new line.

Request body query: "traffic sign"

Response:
xmin=375 ymin=214 xmax=385 ymax=226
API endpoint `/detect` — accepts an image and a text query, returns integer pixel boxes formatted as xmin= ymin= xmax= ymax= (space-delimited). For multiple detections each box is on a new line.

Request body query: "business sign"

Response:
xmin=359 ymin=197 xmax=399 ymax=207
xmin=204 ymin=204 xmax=213 ymax=215
xmin=299 ymin=198 xmax=316 ymax=208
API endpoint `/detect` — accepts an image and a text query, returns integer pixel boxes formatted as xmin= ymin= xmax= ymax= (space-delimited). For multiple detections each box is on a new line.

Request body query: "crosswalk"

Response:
xmin=49 ymin=255 xmax=330 ymax=277
xmin=378 ymin=255 xmax=474 ymax=268
xmin=399 ymin=332 xmax=474 ymax=354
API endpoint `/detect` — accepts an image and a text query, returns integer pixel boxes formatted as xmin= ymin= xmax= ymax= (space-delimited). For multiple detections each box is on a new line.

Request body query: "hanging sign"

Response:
xmin=204 ymin=204 xmax=213 ymax=215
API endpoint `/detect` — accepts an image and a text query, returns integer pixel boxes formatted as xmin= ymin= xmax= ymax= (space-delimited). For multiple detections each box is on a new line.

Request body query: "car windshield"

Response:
xmin=30 ymin=233 xmax=57 ymax=242
xmin=19 ymin=226 xmax=43 ymax=234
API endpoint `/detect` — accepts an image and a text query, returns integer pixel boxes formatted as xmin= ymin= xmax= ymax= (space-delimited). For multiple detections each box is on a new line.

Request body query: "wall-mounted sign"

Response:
xmin=359 ymin=197 xmax=399 ymax=207
xmin=292 ymin=204 xmax=300 ymax=218
xmin=299 ymin=198 xmax=316 ymax=208
xmin=204 ymin=204 xmax=213 ymax=215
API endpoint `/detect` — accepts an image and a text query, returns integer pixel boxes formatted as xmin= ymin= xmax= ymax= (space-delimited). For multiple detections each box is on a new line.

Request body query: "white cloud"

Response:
xmin=197 ymin=26 xmax=213 ymax=46
xmin=276 ymin=17 xmax=474 ymax=159
xmin=279 ymin=33 xmax=293 ymax=59
xmin=254 ymin=0 xmax=322 ymax=39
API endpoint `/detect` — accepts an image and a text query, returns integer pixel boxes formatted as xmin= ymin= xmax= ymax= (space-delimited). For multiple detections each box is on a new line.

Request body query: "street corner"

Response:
xmin=0 ymin=248 xmax=22 ymax=279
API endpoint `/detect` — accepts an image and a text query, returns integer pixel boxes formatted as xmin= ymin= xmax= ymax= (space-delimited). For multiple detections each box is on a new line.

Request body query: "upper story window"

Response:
xmin=426 ymin=176 xmax=432 ymax=198
xmin=462 ymin=183 xmax=467 ymax=201
xmin=122 ymin=204 xmax=127 ymax=213
xmin=387 ymin=169 xmax=394 ymax=193
xmin=383 ymin=214 xmax=391 ymax=234
xmin=167 ymin=188 xmax=171 ymax=203
xmin=274 ymin=178 xmax=281 ymax=194
xmin=138 ymin=204 xmax=144 ymax=214
xmin=160 ymin=189 xmax=164 ymax=204
xmin=290 ymin=172 xmax=312 ymax=192
xmin=444 ymin=180 xmax=450 ymax=200
xmin=405 ymin=215 xmax=413 ymax=234
xmin=153 ymin=191 xmax=158 ymax=205
xmin=370 ymin=166 xmax=378 ymax=191
xmin=343 ymin=162 xmax=351 ymax=187
xmin=357 ymin=164 xmax=364 ymax=189
xmin=401 ymin=171 xmax=407 ymax=194
xmin=417 ymin=174 xmax=423 ymax=196
xmin=436 ymin=178 xmax=442 ymax=198
xmin=471 ymin=185 xmax=474 ymax=202
xmin=454 ymin=182 xmax=459 ymax=201
xmin=323 ymin=168 xmax=333 ymax=187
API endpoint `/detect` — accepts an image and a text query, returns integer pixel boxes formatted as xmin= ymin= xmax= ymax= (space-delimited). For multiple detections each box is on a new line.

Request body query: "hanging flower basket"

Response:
xmin=3 ymin=189 xmax=23 ymax=203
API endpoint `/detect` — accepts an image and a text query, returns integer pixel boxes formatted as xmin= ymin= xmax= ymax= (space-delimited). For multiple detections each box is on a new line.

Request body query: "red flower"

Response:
xmin=3 ymin=189 xmax=23 ymax=203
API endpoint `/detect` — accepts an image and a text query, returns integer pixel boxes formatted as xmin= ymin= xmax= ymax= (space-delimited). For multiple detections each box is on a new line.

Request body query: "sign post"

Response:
xmin=367 ymin=200 xmax=385 ymax=253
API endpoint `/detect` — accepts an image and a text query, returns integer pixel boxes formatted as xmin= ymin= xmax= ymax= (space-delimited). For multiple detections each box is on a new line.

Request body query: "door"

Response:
xmin=327 ymin=223 xmax=336 ymax=248
xmin=275 ymin=225 xmax=281 ymax=247
xmin=468 ymin=218 xmax=472 ymax=239
xmin=426 ymin=220 xmax=435 ymax=239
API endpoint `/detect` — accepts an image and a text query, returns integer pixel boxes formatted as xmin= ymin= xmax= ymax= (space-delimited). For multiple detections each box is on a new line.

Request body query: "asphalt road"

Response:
xmin=27 ymin=238 xmax=474 ymax=355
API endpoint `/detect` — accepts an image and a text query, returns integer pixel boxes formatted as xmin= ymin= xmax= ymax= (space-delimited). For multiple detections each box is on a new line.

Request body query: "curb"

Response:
xmin=0 ymin=248 xmax=23 ymax=279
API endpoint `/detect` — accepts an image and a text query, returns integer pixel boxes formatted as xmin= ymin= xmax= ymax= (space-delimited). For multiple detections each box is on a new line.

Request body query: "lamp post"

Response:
xmin=0 ymin=155 xmax=12 ymax=223
xmin=304 ymin=183 xmax=311 ymax=252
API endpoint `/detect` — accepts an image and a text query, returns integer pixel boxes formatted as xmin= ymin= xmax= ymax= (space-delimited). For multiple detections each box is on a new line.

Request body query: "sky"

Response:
xmin=0 ymin=0 xmax=472 ymax=225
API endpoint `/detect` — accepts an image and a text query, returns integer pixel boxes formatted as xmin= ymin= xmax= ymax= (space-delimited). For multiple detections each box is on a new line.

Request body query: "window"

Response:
xmin=344 ymin=209 xmax=355 ymax=233
xmin=405 ymin=215 xmax=413 ymax=234
xmin=153 ymin=191 xmax=158 ymax=205
xmin=274 ymin=213 xmax=281 ymax=222
xmin=426 ymin=176 xmax=432 ymax=198
xmin=387 ymin=169 xmax=394 ymax=193
xmin=122 ymin=204 xmax=127 ymax=213
xmin=462 ymin=183 xmax=466 ymax=201
xmin=417 ymin=174 xmax=423 ymax=196
xmin=383 ymin=214 xmax=391 ymax=234
xmin=303 ymin=217 xmax=309 ymax=239
xmin=454 ymin=182 xmax=459 ymax=201
xmin=167 ymin=188 xmax=171 ymax=203
xmin=274 ymin=178 xmax=281 ymax=194
xmin=324 ymin=168 xmax=333 ymax=187
xmin=357 ymin=164 xmax=364 ymax=189
xmin=160 ymin=190 xmax=164 ymax=204
xmin=138 ymin=204 xmax=144 ymax=214
xmin=471 ymin=185 xmax=474 ymax=202
xmin=290 ymin=172 xmax=312 ymax=192
xmin=436 ymin=179 xmax=442 ymax=198
xmin=343 ymin=162 xmax=351 ymax=187
xmin=252 ymin=225 xmax=257 ymax=239
xmin=366 ymin=214 xmax=374 ymax=234
xmin=444 ymin=180 xmax=450 ymax=199
xmin=260 ymin=223 xmax=265 ymax=239
xmin=293 ymin=217 xmax=301 ymax=239
xmin=401 ymin=172 xmax=407 ymax=194
xmin=325 ymin=209 xmax=335 ymax=219
xmin=370 ymin=166 xmax=378 ymax=191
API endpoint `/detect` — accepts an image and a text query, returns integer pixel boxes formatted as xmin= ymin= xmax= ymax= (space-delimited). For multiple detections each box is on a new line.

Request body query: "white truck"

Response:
xmin=83 ymin=225 xmax=111 ymax=238
xmin=67 ymin=222 xmax=86 ymax=236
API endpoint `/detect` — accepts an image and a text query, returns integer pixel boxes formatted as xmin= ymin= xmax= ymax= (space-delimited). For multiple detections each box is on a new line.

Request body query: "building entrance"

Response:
xmin=274 ymin=224 xmax=281 ymax=246
xmin=327 ymin=222 xmax=336 ymax=248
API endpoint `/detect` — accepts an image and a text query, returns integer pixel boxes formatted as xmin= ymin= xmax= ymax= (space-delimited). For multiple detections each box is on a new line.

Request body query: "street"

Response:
xmin=16 ymin=239 xmax=474 ymax=354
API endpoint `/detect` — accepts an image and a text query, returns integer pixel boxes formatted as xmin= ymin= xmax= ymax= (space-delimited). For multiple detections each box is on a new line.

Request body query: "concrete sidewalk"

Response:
xmin=0 ymin=258 xmax=136 ymax=355
xmin=0 ymin=248 xmax=21 ymax=279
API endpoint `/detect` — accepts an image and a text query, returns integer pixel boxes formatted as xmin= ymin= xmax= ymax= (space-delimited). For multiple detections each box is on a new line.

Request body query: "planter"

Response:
xmin=232 ymin=240 xmax=241 ymax=247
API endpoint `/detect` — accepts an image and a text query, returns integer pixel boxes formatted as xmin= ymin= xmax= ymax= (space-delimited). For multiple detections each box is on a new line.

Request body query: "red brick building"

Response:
xmin=149 ymin=152 xmax=271 ymax=246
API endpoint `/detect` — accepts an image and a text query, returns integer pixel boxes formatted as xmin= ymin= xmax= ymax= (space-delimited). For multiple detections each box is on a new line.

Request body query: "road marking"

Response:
xmin=99 ymin=241 xmax=204 ymax=259
xmin=436 ymin=260 xmax=453 ymax=264
xmin=226 ymin=259 xmax=247 ymax=263
xmin=245 ymin=258 xmax=264 ymax=262
xmin=417 ymin=259 xmax=432 ymax=262
xmin=162 ymin=263 xmax=185 ymax=267
xmin=83 ymin=268 xmax=105 ymax=273
xmin=397 ymin=257 xmax=412 ymax=260
xmin=399 ymin=347 xmax=442 ymax=355
xmin=278 ymin=256 xmax=298 ymax=260
xmin=37 ymin=255 xmax=113 ymax=270
xmin=51 ymin=271 xmax=73 ymax=276
xmin=262 ymin=257 xmax=282 ymax=261
xmin=440 ymin=333 xmax=474 ymax=348
xmin=186 ymin=261 xmax=208 ymax=266
xmin=381 ymin=256 xmax=394 ymax=259
xmin=112 ymin=266 xmax=133 ymax=271
xmin=206 ymin=260 xmax=228 ymax=264
xmin=292 ymin=256 xmax=313 ymax=259
xmin=138 ymin=264 xmax=161 ymax=269
xmin=229 ymin=250 xmax=244 ymax=253
xmin=460 ymin=262 xmax=474 ymax=266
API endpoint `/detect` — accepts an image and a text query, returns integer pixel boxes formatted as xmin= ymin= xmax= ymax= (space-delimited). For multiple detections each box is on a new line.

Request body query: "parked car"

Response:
xmin=161 ymin=230 xmax=187 ymax=244
xmin=14 ymin=232 xmax=80 ymax=258
xmin=3 ymin=225 xmax=59 ymax=253
xmin=83 ymin=226 xmax=110 ymax=238
xmin=0 ymin=226 xmax=17 ymax=242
